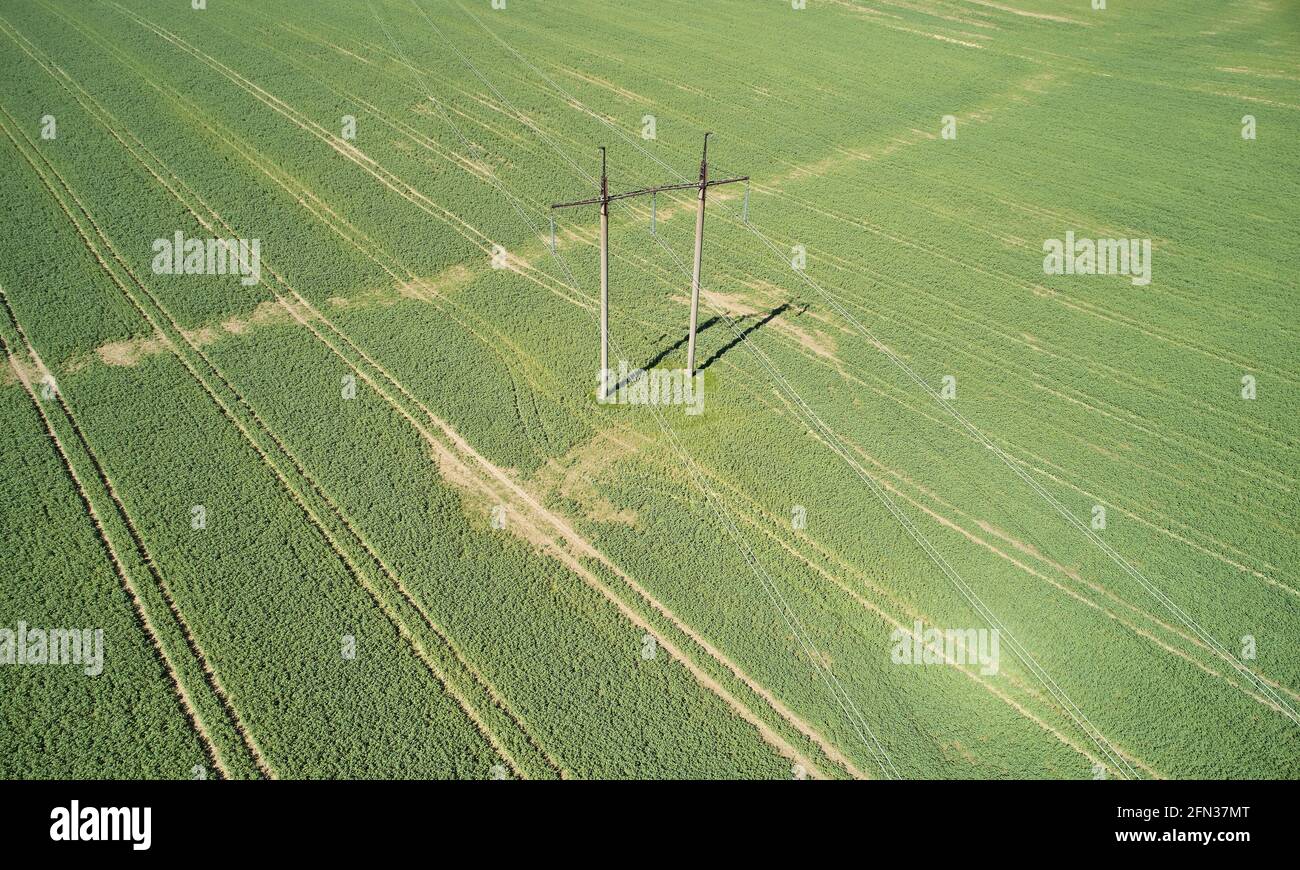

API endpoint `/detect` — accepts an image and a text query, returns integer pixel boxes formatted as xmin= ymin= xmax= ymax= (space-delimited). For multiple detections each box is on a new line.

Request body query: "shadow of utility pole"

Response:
xmin=611 ymin=301 xmax=796 ymax=393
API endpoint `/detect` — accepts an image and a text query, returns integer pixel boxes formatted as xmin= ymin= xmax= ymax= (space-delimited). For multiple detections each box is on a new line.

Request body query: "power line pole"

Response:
xmin=683 ymin=133 xmax=747 ymax=374
xmin=551 ymin=137 xmax=747 ymax=396
xmin=599 ymin=147 xmax=610 ymax=400
xmin=687 ymin=133 xmax=709 ymax=376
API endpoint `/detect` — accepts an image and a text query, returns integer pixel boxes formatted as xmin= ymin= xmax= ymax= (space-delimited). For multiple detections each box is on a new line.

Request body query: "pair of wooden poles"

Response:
xmin=551 ymin=134 xmax=748 ymax=398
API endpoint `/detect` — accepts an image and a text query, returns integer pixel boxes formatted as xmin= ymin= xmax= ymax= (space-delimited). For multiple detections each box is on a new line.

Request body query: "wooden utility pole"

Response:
xmin=551 ymin=139 xmax=747 ymax=396
xmin=687 ymin=133 xmax=710 ymax=375
xmin=598 ymin=147 xmax=610 ymax=399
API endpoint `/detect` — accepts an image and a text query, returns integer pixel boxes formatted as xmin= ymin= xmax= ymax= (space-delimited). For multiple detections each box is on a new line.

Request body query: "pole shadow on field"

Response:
xmin=696 ymin=301 xmax=791 ymax=372
xmin=617 ymin=301 xmax=794 ymax=392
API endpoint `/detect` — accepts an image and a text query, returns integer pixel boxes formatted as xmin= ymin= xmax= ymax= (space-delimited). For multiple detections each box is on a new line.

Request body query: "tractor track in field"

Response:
xmin=288 ymin=0 xmax=1300 ymax=737
xmin=109 ymin=1 xmax=590 ymax=320
xmin=608 ymin=236 xmax=1297 ymax=593
xmin=293 ymin=0 xmax=1297 ymax=504
xmin=287 ymin=7 xmax=1300 ymax=596
xmin=0 ymin=102 xmax=550 ymax=781
xmin=738 ymin=370 xmax=1300 ymax=714
xmin=354 ymin=6 xmax=1300 ymax=731
xmin=3 ymin=13 xmax=569 ymax=779
xmin=187 ymin=9 xmax=592 ymax=332
xmin=269 ymin=6 xmax=1294 ymax=546
xmin=254 ymin=5 xmax=590 ymax=149
xmin=81 ymin=0 xmax=1300 ymax=769
xmin=1 ymin=14 xmax=562 ymax=774
xmin=764 ymin=191 xmax=1299 ymax=387
xmin=37 ymin=0 xmax=572 ymax=417
xmin=602 ymin=235 xmax=1300 ymax=721
xmin=254 ymin=0 xmax=1297 ymax=515
xmin=0 ymin=285 xmax=264 ymax=780
xmin=807 ymin=244 xmax=1298 ymax=495
xmin=734 ymin=499 xmax=1160 ymax=776
xmin=103 ymin=3 xmax=543 ymax=291
xmin=88 ymin=2 xmax=879 ymax=778
xmin=317 ymin=5 xmax=1300 ymax=408
xmin=680 ymin=449 xmax=1161 ymax=777
xmin=240 ymin=43 xmax=593 ymax=311
xmin=31 ymin=5 xmax=854 ymax=778
xmin=278 ymin=1 xmax=1299 ymax=536
xmin=805 ymin=240 xmax=1300 ymax=482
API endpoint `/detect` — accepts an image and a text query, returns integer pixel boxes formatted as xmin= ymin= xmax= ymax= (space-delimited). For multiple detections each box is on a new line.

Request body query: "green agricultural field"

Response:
xmin=1 ymin=0 xmax=1296 ymax=781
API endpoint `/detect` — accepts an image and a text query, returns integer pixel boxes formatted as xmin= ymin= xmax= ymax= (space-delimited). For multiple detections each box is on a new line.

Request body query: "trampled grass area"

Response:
xmin=1 ymin=0 xmax=1296 ymax=778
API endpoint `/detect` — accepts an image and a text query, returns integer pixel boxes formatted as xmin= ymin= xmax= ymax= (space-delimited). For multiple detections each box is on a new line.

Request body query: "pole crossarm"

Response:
xmin=551 ymin=177 xmax=747 ymax=210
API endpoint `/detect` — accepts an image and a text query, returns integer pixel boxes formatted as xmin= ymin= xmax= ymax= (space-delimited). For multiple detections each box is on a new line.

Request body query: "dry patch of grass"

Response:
xmin=73 ymin=269 xmax=473 ymax=374
xmin=531 ymin=427 xmax=647 ymax=526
